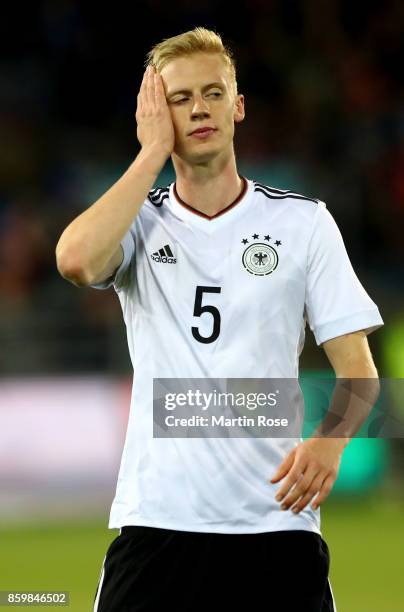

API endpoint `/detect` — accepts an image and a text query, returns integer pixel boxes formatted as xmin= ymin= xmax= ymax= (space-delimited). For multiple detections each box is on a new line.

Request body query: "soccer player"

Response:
xmin=56 ymin=27 xmax=383 ymax=612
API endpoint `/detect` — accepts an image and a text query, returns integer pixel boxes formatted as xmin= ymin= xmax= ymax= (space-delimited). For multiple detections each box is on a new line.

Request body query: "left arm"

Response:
xmin=270 ymin=330 xmax=379 ymax=514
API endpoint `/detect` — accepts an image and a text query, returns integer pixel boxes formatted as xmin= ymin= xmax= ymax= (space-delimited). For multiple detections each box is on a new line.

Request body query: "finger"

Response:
xmin=269 ymin=448 xmax=296 ymax=484
xmin=137 ymin=67 xmax=149 ymax=115
xmin=140 ymin=65 xmax=151 ymax=109
xmin=154 ymin=71 xmax=167 ymax=107
xmin=145 ymin=65 xmax=155 ymax=110
xmin=311 ymin=475 xmax=335 ymax=510
xmin=274 ymin=459 xmax=308 ymax=503
xmin=290 ymin=472 xmax=326 ymax=514
xmin=279 ymin=466 xmax=320 ymax=510
xmin=136 ymin=91 xmax=143 ymax=117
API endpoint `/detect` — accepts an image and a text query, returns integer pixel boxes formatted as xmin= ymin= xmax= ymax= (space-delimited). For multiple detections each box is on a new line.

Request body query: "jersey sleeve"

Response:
xmin=90 ymin=227 xmax=135 ymax=292
xmin=305 ymin=201 xmax=383 ymax=345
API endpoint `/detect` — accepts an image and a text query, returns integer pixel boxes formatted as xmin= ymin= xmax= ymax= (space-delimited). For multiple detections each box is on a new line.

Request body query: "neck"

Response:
xmin=171 ymin=148 xmax=244 ymax=217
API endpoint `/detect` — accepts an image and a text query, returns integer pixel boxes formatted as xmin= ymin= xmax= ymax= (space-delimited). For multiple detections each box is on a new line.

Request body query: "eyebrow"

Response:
xmin=167 ymin=82 xmax=224 ymax=99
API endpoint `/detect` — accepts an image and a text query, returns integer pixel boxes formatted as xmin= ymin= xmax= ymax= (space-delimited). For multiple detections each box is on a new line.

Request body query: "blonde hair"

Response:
xmin=146 ymin=27 xmax=238 ymax=95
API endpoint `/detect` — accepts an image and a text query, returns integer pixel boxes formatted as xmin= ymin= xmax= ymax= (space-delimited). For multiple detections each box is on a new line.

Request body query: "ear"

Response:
xmin=234 ymin=93 xmax=245 ymax=124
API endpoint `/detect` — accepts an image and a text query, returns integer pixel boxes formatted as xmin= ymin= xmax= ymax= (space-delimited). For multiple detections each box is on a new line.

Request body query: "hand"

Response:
xmin=136 ymin=65 xmax=175 ymax=158
xmin=269 ymin=438 xmax=347 ymax=514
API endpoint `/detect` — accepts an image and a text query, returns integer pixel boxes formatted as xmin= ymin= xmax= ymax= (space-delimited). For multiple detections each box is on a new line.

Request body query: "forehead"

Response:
xmin=161 ymin=53 xmax=231 ymax=95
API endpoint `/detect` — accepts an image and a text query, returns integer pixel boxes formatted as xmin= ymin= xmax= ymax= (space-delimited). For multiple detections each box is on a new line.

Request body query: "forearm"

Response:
xmin=55 ymin=146 xmax=167 ymax=284
xmin=312 ymin=365 xmax=380 ymax=441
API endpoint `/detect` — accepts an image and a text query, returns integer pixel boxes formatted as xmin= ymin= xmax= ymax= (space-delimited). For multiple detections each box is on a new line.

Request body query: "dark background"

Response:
xmin=1 ymin=0 xmax=403 ymax=375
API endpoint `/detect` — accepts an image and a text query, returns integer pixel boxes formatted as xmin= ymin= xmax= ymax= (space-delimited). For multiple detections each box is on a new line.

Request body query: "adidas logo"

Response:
xmin=151 ymin=244 xmax=177 ymax=264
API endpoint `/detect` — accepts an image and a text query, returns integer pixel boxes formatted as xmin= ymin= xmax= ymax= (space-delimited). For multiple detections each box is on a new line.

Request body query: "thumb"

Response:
xmin=269 ymin=448 xmax=296 ymax=483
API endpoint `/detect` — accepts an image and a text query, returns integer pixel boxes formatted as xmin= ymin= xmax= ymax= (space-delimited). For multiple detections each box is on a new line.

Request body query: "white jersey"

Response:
xmin=92 ymin=177 xmax=383 ymax=534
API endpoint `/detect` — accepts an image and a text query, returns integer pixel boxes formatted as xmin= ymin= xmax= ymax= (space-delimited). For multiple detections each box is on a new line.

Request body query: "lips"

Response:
xmin=190 ymin=127 xmax=216 ymax=135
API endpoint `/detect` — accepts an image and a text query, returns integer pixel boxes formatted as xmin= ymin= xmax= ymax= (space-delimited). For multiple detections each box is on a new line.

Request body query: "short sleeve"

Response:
xmin=305 ymin=201 xmax=383 ymax=345
xmin=90 ymin=228 xmax=135 ymax=292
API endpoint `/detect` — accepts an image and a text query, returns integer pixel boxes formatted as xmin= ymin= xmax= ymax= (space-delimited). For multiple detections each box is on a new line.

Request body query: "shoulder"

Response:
xmin=253 ymin=180 xmax=320 ymax=207
xmin=252 ymin=180 xmax=325 ymax=229
xmin=146 ymin=185 xmax=170 ymax=208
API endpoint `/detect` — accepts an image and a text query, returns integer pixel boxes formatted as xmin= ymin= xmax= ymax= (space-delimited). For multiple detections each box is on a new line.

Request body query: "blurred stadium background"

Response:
xmin=1 ymin=1 xmax=403 ymax=610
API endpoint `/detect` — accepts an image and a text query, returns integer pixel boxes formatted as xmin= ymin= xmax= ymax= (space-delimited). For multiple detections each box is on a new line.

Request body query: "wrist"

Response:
xmin=136 ymin=145 xmax=170 ymax=175
xmin=311 ymin=431 xmax=351 ymax=449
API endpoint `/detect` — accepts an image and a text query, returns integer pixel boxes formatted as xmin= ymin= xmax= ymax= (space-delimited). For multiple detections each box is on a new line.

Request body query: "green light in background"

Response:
xmin=381 ymin=316 xmax=404 ymax=378
xmin=301 ymin=370 xmax=389 ymax=492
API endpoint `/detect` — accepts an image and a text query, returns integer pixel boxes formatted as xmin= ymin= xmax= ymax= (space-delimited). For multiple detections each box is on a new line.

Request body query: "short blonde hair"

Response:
xmin=146 ymin=27 xmax=238 ymax=95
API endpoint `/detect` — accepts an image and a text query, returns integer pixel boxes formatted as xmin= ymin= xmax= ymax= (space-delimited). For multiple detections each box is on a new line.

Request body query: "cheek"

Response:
xmin=175 ymin=113 xmax=191 ymax=142
xmin=224 ymin=111 xmax=236 ymax=134
xmin=169 ymin=109 xmax=181 ymax=133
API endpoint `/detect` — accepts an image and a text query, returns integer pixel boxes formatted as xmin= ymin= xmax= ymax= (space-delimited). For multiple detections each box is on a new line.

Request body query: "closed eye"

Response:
xmin=172 ymin=92 xmax=223 ymax=104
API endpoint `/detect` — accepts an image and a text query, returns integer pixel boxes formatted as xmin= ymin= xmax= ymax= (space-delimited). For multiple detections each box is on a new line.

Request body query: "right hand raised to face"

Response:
xmin=135 ymin=65 xmax=175 ymax=159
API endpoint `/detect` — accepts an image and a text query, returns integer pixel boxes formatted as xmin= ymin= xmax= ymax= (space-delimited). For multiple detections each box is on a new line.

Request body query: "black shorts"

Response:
xmin=93 ymin=526 xmax=336 ymax=612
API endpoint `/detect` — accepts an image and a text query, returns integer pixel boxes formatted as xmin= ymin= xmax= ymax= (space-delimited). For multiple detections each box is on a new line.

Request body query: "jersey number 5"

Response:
xmin=192 ymin=286 xmax=221 ymax=344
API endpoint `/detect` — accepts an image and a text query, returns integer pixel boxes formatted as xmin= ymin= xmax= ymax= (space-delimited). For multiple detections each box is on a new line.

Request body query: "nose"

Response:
xmin=191 ymin=95 xmax=210 ymax=119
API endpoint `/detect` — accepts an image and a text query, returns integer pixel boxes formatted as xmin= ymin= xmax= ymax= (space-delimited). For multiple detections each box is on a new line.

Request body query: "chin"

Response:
xmin=177 ymin=144 xmax=225 ymax=164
